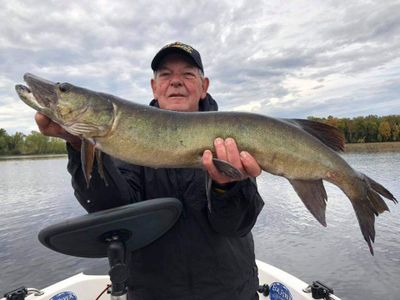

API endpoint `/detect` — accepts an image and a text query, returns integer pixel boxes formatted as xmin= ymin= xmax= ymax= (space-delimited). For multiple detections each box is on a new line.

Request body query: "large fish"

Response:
xmin=16 ymin=73 xmax=397 ymax=254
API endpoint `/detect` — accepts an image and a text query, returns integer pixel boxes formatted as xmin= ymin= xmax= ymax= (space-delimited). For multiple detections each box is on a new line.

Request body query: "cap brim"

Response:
xmin=151 ymin=47 xmax=201 ymax=71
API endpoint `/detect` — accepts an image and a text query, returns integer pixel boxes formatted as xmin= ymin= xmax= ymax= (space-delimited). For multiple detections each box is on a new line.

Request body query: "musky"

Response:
xmin=1 ymin=0 xmax=399 ymax=134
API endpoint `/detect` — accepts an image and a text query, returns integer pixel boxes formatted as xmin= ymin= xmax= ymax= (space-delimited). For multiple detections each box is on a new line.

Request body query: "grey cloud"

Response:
xmin=1 ymin=0 xmax=400 ymax=134
xmin=325 ymin=1 xmax=400 ymax=44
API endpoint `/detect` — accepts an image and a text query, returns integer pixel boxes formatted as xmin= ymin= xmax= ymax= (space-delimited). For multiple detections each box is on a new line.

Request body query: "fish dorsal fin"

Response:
xmin=285 ymin=119 xmax=345 ymax=152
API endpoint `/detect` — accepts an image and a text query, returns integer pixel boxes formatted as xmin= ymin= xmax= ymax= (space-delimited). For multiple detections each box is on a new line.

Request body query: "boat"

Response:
xmin=2 ymin=259 xmax=341 ymax=300
xmin=2 ymin=198 xmax=342 ymax=300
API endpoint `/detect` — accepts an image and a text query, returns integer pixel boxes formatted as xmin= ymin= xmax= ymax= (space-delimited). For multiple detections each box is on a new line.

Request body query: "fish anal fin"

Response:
xmin=212 ymin=158 xmax=243 ymax=180
xmin=81 ymin=139 xmax=95 ymax=188
xmin=289 ymin=179 xmax=328 ymax=226
xmin=287 ymin=119 xmax=345 ymax=152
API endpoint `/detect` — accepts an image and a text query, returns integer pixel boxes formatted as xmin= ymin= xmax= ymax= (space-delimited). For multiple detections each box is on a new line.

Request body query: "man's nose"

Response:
xmin=170 ymin=75 xmax=183 ymax=87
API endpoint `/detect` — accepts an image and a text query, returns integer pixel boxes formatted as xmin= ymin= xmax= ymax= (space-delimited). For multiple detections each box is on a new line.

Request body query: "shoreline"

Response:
xmin=344 ymin=141 xmax=400 ymax=153
xmin=0 ymin=153 xmax=67 ymax=161
xmin=0 ymin=141 xmax=399 ymax=160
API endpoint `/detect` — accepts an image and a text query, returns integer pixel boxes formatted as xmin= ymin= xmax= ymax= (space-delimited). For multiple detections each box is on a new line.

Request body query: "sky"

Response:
xmin=1 ymin=0 xmax=399 ymax=134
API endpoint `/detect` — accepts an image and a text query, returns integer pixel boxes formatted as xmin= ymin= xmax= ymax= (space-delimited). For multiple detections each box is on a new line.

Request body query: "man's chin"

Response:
xmin=158 ymin=97 xmax=200 ymax=112
xmin=162 ymin=104 xmax=199 ymax=112
xmin=165 ymin=105 xmax=189 ymax=112
xmin=159 ymin=100 xmax=190 ymax=112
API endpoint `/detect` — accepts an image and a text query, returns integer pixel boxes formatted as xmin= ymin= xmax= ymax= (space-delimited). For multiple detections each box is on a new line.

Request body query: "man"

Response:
xmin=35 ymin=42 xmax=264 ymax=300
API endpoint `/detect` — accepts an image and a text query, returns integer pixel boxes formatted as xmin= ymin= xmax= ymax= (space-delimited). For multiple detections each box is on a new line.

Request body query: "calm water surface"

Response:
xmin=0 ymin=153 xmax=399 ymax=299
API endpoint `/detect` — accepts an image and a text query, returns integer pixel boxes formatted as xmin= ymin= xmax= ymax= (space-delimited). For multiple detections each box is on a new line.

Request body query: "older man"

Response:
xmin=35 ymin=42 xmax=264 ymax=300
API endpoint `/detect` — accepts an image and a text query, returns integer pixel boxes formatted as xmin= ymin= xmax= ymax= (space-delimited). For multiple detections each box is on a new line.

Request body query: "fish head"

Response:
xmin=16 ymin=73 xmax=115 ymax=139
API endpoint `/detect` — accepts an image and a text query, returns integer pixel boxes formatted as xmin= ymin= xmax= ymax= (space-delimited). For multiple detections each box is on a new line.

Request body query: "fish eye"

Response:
xmin=59 ymin=83 xmax=72 ymax=92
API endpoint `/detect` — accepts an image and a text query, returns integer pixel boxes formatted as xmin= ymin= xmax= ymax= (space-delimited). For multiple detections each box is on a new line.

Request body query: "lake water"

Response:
xmin=0 ymin=153 xmax=399 ymax=299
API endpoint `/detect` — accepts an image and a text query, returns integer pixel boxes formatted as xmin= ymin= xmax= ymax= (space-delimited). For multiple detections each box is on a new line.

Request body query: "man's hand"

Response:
xmin=35 ymin=112 xmax=81 ymax=150
xmin=202 ymin=137 xmax=262 ymax=185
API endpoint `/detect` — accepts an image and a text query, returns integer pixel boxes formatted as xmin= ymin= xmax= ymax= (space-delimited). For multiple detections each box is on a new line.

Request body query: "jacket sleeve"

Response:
xmin=207 ymin=177 xmax=264 ymax=237
xmin=66 ymin=143 xmax=143 ymax=213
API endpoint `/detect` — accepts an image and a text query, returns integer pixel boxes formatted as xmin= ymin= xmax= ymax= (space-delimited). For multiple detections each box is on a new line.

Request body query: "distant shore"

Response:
xmin=345 ymin=141 xmax=400 ymax=153
xmin=0 ymin=142 xmax=399 ymax=160
xmin=0 ymin=153 xmax=67 ymax=161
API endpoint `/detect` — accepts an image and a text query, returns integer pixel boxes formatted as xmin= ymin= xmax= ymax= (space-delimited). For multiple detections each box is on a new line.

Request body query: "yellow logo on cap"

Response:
xmin=164 ymin=42 xmax=193 ymax=54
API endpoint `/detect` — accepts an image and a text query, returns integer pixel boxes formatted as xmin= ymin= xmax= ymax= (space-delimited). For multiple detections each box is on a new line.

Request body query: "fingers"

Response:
xmin=202 ymin=149 xmax=237 ymax=184
xmin=225 ymin=138 xmax=242 ymax=171
xmin=240 ymin=151 xmax=262 ymax=177
xmin=203 ymin=138 xmax=262 ymax=185
xmin=35 ymin=112 xmax=63 ymax=138
xmin=202 ymin=149 xmax=227 ymax=183
xmin=35 ymin=112 xmax=52 ymax=132
xmin=214 ymin=138 xmax=227 ymax=161
xmin=34 ymin=112 xmax=81 ymax=149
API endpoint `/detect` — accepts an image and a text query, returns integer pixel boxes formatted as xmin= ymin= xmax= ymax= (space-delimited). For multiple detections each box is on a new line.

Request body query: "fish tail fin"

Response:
xmin=349 ymin=173 xmax=397 ymax=255
xmin=364 ymin=174 xmax=398 ymax=205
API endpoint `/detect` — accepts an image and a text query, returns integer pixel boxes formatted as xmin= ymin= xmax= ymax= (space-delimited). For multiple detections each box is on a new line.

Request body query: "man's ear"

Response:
xmin=201 ymin=77 xmax=210 ymax=99
xmin=151 ymin=79 xmax=157 ymax=98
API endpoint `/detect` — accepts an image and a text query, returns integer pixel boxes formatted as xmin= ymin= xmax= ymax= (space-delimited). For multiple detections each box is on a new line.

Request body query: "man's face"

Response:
xmin=151 ymin=54 xmax=209 ymax=112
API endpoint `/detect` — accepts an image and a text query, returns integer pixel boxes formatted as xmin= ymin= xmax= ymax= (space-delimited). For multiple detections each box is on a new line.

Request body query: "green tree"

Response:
xmin=47 ymin=137 xmax=67 ymax=154
xmin=392 ymin=124 xmax=400 ymax=141
xmin=0 ymin=128 xmax=10 ymax=155
xmin=24 ymin=131 xmax=49 ymax=154
xmin=305 ymin=115 xmax=400 ymax=144
xmin=364 ymin=115 xmax=379 ymax=142
xmin=8 ymin=132 xmax=25 ymax=154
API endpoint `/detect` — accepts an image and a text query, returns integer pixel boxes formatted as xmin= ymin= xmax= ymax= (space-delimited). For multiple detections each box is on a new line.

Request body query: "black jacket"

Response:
xmin=66 ymin=94 xmax=264 ymax=300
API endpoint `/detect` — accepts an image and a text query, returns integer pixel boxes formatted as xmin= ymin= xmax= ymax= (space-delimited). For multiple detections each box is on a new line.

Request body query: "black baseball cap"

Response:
xmin=151 ymin=42 xmax=204 ymax=73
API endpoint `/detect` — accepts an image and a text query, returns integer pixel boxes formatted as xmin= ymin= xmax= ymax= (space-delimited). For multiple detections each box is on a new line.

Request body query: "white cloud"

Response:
xmin=1 ymin=0 xmax=399 ymax=134
xmin=232 ymin=101 xmax=263 ymax=113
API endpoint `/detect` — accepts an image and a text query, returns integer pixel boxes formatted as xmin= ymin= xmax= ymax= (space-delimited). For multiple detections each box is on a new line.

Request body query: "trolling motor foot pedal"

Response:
xmin=38 ymin=198 xmax=182 ymax=300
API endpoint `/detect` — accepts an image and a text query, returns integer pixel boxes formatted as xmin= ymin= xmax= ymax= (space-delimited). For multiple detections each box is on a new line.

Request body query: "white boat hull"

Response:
xmin=2 ymin=260 xmax=342 ymax=300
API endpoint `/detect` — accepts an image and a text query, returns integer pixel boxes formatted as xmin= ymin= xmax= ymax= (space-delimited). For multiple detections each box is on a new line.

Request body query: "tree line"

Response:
xmin=308 ymin=115 xmax=400 ymax=143
xmin=0 ymin=129 xmax=67 ymax=155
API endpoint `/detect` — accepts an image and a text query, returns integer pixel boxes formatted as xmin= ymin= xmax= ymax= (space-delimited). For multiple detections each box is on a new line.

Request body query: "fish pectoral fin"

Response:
xmin=95 ymin=149 xmax=109 ymax=186
xmin=212 ymin=158 xmax=243 ymax=180
xmin=289 ymin=179 xmax=328 ymax=226
xmin=286 ymin=118 xmax=345 ymax=152
xmin=66 ymin=122 xmax=101 ymax=137
xmin=81 ymin=139 xmax=95 ymax=188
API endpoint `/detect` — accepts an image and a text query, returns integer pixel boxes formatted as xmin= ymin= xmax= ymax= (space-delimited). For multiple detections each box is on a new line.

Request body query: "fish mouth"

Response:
xmin=23 ymin=73 xmax=58 ymax=107
xmin=15 ymin=83 xmax=48 ymax=113
xmin=15 ymin=84 xmax=31 ymax=95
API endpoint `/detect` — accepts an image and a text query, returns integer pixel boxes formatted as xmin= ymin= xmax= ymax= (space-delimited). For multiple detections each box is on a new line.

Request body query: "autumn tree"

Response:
xmin=378 ymin=121 xmax=391 ymax=142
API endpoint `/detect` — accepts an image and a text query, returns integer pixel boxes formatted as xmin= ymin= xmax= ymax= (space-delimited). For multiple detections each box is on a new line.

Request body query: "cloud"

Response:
xmin=0 ymin=0 xmax=399 ymax=134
